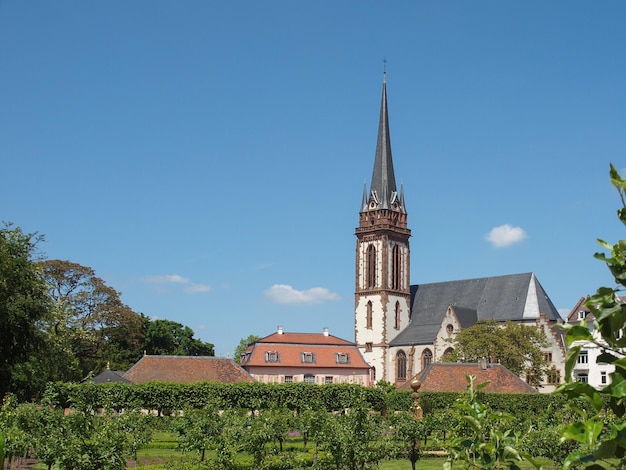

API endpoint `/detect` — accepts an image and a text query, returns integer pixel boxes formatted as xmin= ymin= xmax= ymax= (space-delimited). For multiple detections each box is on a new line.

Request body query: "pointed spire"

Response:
xmin=361 ymin=182 xmax=369 ymax=212
xmin=369 ymin=75 xmax=399 ymax=211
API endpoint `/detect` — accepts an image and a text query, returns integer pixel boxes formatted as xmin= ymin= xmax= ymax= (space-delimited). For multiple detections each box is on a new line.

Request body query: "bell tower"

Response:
xmin=355 ymin=74 xmax=411 ymax=383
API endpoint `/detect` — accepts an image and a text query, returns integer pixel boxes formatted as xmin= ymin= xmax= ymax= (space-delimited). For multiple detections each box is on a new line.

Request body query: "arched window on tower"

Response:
xmin=394 ymin=301 xmax=401 ymax=330
xmin=366 ymin=301 xmax=373 ymax=329
xmin=396 ymin=350 xmax=407 ymax=381
xmin=366 ymin=244 xmax=377 ymax=288
xmin=391 ymin=244 xmax=401 ymax=289
xmin=422 ymin=349 xmax=433 ymax=370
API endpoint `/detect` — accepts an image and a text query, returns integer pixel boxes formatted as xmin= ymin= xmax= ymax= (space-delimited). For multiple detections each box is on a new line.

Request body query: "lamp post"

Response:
xmin=409 ymin=377 xmax=422 ymax=470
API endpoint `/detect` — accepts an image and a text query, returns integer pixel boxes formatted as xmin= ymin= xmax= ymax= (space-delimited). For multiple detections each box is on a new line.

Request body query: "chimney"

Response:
xmin=323 ymin=327 xmax=329 ymax=336
xmin=480 ymin=357 xmax=487 ymax=370
xmin=277 ymin=325 xmax=283 ymax=335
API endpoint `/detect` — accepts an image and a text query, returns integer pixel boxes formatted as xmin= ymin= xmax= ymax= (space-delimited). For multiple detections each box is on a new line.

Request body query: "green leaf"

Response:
xmin=563 ymin=345 xmax=582 ymax=380
xmin=564 ymin=325 xmax=595 ymax=345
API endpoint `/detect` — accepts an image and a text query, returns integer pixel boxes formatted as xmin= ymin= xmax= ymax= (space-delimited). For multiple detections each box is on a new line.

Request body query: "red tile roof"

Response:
xmin=401 ymin=362 xmax=537 ymax=394
xmin=123 ymin=356 xmax=254 ymax=384
xmin=257 ymin=331 xmax=354 ymax=346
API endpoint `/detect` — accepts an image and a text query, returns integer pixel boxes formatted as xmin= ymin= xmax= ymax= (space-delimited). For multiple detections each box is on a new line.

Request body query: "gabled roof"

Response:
xmin=404 ymin=362 xmax=537 ymax=394
xmin=123 ymin=355 xmax=254 ymax=384
xmin=392 ymin=272 xmax=560 ymax=346
xmin=566 ymin=297 xmax=589 ymax=323
xmin=93 ymin=368 xmax=131 ymax=384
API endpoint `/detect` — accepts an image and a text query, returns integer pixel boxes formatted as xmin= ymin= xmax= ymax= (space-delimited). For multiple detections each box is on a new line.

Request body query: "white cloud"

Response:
xmin=485 ymin=224 xmax=527 ymax=248
xmin=142 ymin=274 xmax=190 ymax=284
xmin=264 ymin=284 xmax=340 ymax=305
xmin=142 ymin=274 xmax=211 ymax=294
xmin=184 ymin=284 xmax=212 ymax=293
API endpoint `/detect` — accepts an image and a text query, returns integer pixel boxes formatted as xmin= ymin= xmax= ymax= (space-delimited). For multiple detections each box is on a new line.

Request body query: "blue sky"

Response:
xmin=1 ymin=1 xmax=625 ymax=358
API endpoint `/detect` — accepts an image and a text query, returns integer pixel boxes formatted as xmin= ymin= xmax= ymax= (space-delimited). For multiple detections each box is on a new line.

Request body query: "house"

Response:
xmin=122 ymin=355 xmax=254 ymax=384
xmin=401 ymin=362 xmax=538 ymax=394
xmin=240 ymin=326 xmax=372 ymax=386
xmin=565 ymin=297 xmax=615 ymax=388
xmin=354 ymin=75 xmax=566 ymax=392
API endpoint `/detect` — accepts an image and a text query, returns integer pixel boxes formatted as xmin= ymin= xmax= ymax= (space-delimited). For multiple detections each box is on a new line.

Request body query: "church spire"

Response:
xmin=364 ymin=74 xmax=403 ymax=213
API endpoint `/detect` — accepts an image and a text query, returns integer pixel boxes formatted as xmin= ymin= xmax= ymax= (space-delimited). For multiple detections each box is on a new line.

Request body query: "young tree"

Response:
xmin=444 ymin=376 xmax=529 ymax=470
xmin=557 ymin=164 xmax=626 ymax=469
xmin=0 ymin=223 xmax=52 ymax=399
xmin=443 ymin=320 xmax=549 ymax=385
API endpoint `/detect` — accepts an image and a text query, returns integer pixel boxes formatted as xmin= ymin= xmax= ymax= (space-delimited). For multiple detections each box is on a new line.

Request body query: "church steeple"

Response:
xmin=362 ymin=74 xmax=404 ymax=214
xmin=355 ymin=75 xmax=411 ymax=384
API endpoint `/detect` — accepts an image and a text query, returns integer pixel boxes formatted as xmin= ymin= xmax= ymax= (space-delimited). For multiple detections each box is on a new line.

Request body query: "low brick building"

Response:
xmin=123 ymin=355 xmax=254 ymax=384
xmin=402 ymin=362 xmax=537 ymax=393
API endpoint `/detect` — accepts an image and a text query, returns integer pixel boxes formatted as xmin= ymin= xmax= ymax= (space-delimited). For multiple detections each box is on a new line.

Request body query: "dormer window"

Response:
xmin=265 ymin=351 xmax=280 ymax=363
xmin=336 ymin=353 xmax=350 ymax=364
xmin=301 ymin=352 xmax=316 ymax=364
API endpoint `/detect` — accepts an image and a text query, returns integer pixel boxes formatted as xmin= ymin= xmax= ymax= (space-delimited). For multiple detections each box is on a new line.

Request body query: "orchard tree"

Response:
xmin=144 ymin=319 xmax=214 ymax=356
xmin=443 ymin=319 xmax=549 ymax=385
xmin=0 ymin=223 xmax=52 ymax=399
xmin=233 ymin=334 xmax=260 ymax=363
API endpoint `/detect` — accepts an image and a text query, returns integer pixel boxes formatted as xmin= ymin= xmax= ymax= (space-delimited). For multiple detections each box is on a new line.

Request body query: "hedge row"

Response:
xmin=43 ymin=381 xmax=567 ymax=417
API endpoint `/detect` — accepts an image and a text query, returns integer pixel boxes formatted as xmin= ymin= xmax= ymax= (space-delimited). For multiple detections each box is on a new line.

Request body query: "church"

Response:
xmin=354 ymin=76 xmax=566 ymax=392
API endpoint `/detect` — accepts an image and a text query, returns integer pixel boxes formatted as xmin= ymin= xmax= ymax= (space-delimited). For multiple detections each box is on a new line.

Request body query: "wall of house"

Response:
xmin=245 ymin=366 xmax=371 ymax=386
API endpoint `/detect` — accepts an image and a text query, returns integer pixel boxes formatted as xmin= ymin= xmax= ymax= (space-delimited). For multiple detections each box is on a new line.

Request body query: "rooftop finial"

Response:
xmin=383 ymin=57 xmax=387 ymax=83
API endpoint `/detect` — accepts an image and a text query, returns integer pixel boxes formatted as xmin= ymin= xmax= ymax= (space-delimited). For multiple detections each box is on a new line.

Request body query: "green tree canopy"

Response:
xmin=233 ymin=334 xmax=261 ymax=363
xmin=0 ymin=223 xmax=52 ymax=400
xmin=144 ymin=319 xmax=214 ymax=356
xmin=443 ymin=320 xmax=549 ymax=385
xmin=40 ymin=259 xmax=149 ymax=375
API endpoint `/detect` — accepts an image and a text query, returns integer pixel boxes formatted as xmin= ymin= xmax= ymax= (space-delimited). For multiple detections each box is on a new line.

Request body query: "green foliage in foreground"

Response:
xmin=556 ymin=164 xmax=626 ymax=469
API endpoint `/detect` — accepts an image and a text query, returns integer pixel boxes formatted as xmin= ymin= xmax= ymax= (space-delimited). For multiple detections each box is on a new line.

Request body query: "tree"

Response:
xmin=40 ymin=259 xmax=149 ymax=375
xmin=557 ymin=164 xmax=626 ymax=469
xmin=443 ymin=320 xmax=549 ymax=385
xmin=144 ymin=319 xmax=214 ymax=356
xmin=233 ymin=334 xmax=260 ymax=363
xmin=0 ymin=223 xmax=52 ymax=400
xmin=444 ymin=375 xmax=528 ymax=470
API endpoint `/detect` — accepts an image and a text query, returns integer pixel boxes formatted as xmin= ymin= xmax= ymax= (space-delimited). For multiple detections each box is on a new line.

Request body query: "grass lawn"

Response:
xmin=27 ymin=431 xmax=548 ymax=469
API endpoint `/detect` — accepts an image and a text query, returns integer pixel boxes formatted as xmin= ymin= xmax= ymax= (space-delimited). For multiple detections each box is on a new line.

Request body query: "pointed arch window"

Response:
xmin=422 ymin=349 xmax=433 ymax=370
xmin=394 ymin=301 xmax=401 ymax=330
xmin=396 ymin=350 xmax=407 ymax=381
xmin=391 ymin=244 xmax=401 ymax=290
xmin=366 ymin=244 xmax=377 ymax=289
xmin=366 ymin=301 xmax=373 ymax=329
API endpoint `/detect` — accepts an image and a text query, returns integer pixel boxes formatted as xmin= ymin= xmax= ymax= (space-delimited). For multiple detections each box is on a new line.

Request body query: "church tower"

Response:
xmin=355 ymin=75 xmax=411 ymax=383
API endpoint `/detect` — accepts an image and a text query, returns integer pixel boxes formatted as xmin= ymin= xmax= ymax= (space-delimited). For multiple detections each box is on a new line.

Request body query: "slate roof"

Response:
xmin=93 ymin=368 xmax=131 ymax=384
xmin=402 ymin=362 xmax=537 ymax=394
xmin=391 ymin=272 xmax=560 ymax=346
xmin=367 ymin=76 xmax=398 ymax=212
xmin=123 ymin=356 xmax=254 ymax=384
